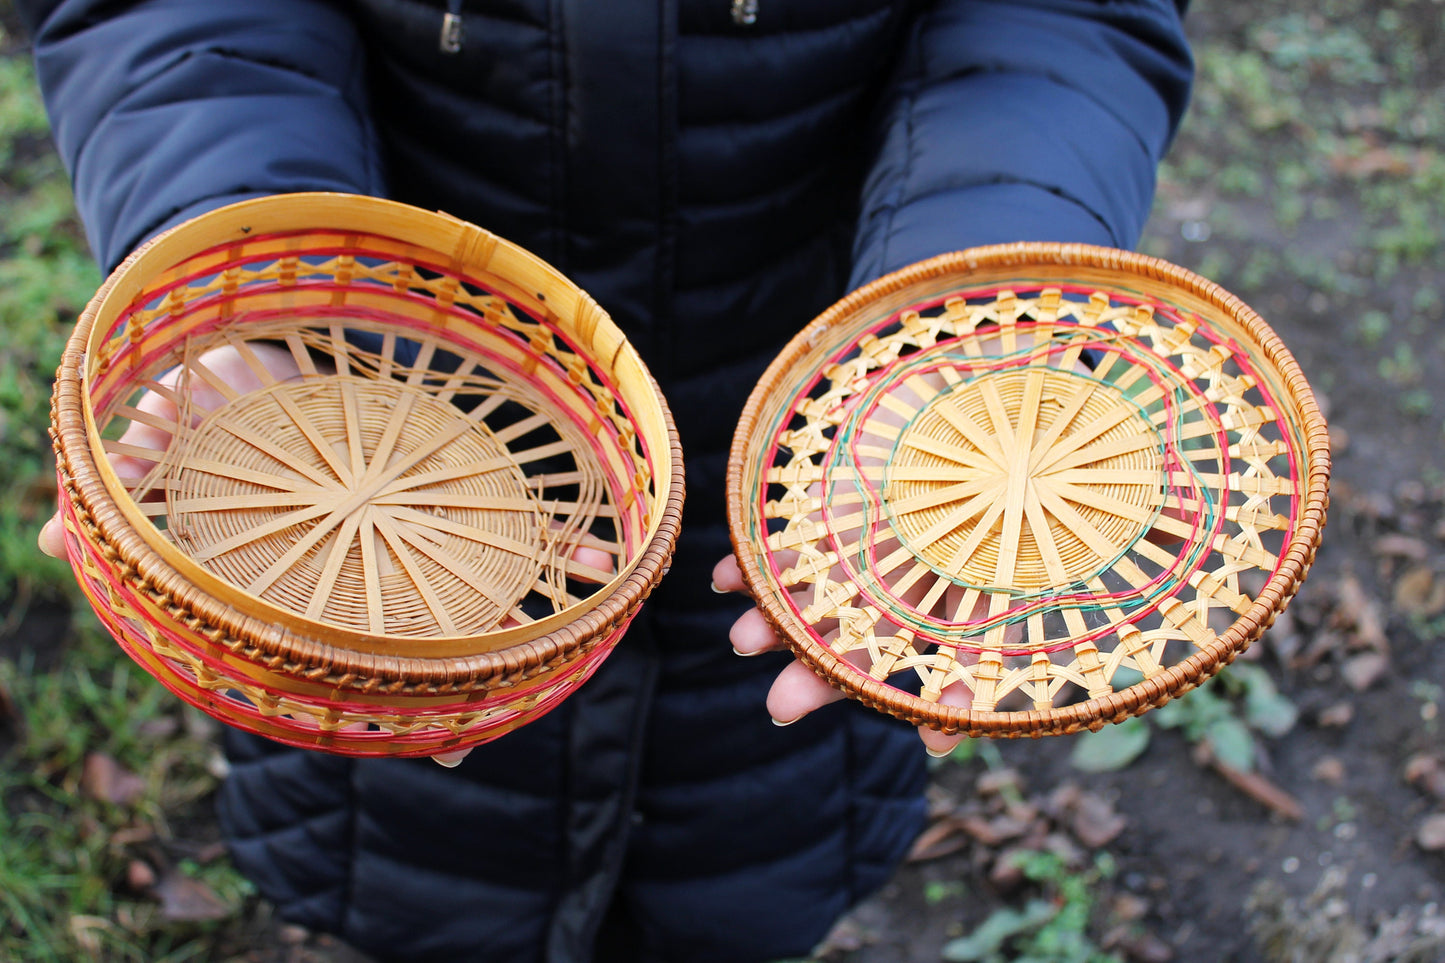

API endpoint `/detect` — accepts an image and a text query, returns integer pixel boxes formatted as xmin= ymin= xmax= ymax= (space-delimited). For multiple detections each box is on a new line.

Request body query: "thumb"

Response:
xmin=38 ymin=514 xmax=67 ymax=560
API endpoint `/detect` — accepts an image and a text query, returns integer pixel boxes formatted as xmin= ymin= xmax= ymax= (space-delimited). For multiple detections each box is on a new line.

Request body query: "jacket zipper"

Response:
xmin=440 ymin=0 xmax=465 ymax=53
xmin=443 ymin=5 xmax=756 ymax=57
xmin=731 ymin=0 xmax=758 ymax=26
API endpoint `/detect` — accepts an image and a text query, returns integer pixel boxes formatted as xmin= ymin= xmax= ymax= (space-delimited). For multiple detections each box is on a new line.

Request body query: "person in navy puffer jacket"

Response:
xmin=21 ymin=1 xmax=1192 ymax=960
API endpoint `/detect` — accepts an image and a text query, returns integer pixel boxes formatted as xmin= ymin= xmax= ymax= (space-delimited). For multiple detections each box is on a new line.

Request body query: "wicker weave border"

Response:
xmin=727 ymin=243 xmax=1329 ymax=738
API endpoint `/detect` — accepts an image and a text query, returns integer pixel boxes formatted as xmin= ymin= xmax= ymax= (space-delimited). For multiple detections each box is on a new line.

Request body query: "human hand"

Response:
xmin=713 ymin=337 xmax=991 ymax=758
xmin=38 ymin=343 xmax=303 ymax=559
xmin=714 ymin=553 xmax=973 ymax=757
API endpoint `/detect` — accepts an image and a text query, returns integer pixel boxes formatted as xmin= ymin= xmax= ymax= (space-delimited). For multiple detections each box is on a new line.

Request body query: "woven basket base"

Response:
xmin=167 ymin=376 xmax=550 ymax=637
xmin=883 ymin=366 xmax=1164 ymax=590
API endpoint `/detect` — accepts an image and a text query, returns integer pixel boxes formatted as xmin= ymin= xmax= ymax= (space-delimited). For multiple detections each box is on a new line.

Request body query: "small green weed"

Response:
xmin=925 ymin=879 xmax=968 ymax=905
xmin=941 ymin=851 xmax=1121 ymax=963
xmin=1255 ymin=13 xmax=1385 ymax=85
xmin=1398 ymin=388 xmax=1434 ymax=419
xmin=1377 ymin=342 xmax=1424 ymax=387
xmin=1070 ymin=664 xmax=1298 ymax=774
xmin=1352 ymin=309 xmax=1390 ymax=347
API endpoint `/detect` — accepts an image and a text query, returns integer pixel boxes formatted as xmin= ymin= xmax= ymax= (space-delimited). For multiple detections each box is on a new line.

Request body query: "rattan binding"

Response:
xmin=53 ymin=193 xmax=683 ymax=756
xmin=727 ymin=244 xmax=1328 ymax=738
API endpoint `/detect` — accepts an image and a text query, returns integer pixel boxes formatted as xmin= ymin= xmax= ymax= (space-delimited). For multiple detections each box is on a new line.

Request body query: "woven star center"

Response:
xmin=885 ymin=368 xmax=1165 ymax=591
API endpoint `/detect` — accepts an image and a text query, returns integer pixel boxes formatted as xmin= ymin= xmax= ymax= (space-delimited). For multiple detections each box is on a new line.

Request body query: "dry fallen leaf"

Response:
xmin=79 ymin=753 xmax=147 ymax=808
xmin=1315 ymin=702 xmax=1354 ymax=728
xmin=126 ymin=859 xmax=157 ymax=893
xmin=1329 ymin=145 xmax=1419 ymax=178
xmin=1103 ymin=927 xmax=1176 ymax=963
xmin=1394 ymin=565 xmax=1445 ymax=617
xmin=1373 ymin=534 xmax=1430 ymax=562
xmin=988 ymin=845 xmax=1029 ymax=892
xmin=907 ymin=817 xmax=971 ymax=863
xmin=975 ymin=768 xmax=1024 ymax=797
xmin=108 ymin=824 xmax=156 ymax=848
xmin=1405 ymin=754 xmax=1445 ymax=801
xmin=152 ymin=868 xmax=231 ymax=922
xmin=277 ymin=924 xmax=311 ymax=945
xmin=1063 ymin=791 xmax=1128 ymax=850
xmin=68 ymin=915 xmax=112 ymax=956
xmin=1341 ymin=652 xmax=1390 ymax=692
xmin=1294 ymin=628 xmax=1347 ymax=668
xmin=1335 ymin=576 xmax=1389 ymax=652
xmin=813 ymin=916 xmax=870 ymax=959
xmin=1110 ymin=894 xmax=1152 ymax=924
xmin=1311 ymin=756 xmax=1346 ymax=785
xmin=960 ymin=813 xmax=1035 ymax=847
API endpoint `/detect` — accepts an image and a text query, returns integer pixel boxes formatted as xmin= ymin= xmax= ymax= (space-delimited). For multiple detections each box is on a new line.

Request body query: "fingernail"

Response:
xmin=710 ymin=580 xmax=727 ymax=594
xmin=432 ymin=754 xmax=464 ymax=768
xmin=925 ymin=745 xmax=954 ymax=759
xmin=771 ymin=715 xmax=802 ymax=727
xmin=732 ymin=645 xmax=764 ymax=658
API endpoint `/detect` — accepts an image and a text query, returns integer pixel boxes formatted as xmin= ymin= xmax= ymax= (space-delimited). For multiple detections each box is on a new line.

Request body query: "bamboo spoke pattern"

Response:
xmin=122 ymin=345 xmax=619 ymax=637
xmin=881 ymin=367 xmax=1164 ymax=589
xmin=733 ymin=252 xmax=1328 ymax=737
xmin=92 ymin=288 xmax=639 ymax=645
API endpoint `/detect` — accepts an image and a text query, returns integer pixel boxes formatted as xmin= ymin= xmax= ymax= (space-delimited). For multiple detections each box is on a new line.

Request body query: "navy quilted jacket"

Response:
xmin=22 ymin=1 xmax=1191 ymax=960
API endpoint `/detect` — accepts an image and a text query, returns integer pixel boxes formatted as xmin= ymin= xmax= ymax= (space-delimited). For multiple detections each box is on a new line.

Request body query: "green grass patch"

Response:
xmin=0 ymin=622 xmax=265 ymax=962
xmin=0 ymin=32 xmax=101 ymax=601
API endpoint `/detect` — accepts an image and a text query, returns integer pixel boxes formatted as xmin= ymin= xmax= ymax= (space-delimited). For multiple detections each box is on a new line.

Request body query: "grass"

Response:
xmin=0 ymin=623 xmax=262 ymax=962
xmin=0 ymin=24 xmax=98 ymax=604
xmin=0 ymin=23 xmax=274 ymax=961
xmin=1144 ymin=1 xmax=1445 ymax=304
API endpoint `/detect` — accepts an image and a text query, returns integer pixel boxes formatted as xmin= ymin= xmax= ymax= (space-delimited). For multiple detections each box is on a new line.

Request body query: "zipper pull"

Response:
xmin=440 ymin=0 xmax=464 ymax=54
xmin=731 ymin=0 xmax=758 ymax=26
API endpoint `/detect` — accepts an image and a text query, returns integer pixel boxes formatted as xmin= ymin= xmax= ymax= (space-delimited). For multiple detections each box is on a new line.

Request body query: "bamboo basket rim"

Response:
xmin=726 ymin=242 xmax=1329 ymax=737
xmin=54 ymin=192 xmax=684 ymax=683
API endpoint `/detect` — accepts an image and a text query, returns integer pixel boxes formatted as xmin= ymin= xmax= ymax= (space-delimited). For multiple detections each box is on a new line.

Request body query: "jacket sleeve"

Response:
xmin=19 ymin=0 xmax=385 ymax=271
xmin=850 ymin=0 xmax=1193 ymax=289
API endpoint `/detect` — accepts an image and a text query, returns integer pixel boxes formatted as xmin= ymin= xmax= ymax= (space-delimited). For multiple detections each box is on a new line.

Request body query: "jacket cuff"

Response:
xmin=849 ymin=180 xmax=1118 ymax=291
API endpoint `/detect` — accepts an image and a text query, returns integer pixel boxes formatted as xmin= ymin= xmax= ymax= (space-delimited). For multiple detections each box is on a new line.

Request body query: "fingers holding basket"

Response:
xmin=713 ymin=555 xmax=783 ymax=657
xmin=715 ymin=551 xmax=981 ymax=749
xmin=40 ymin=344 xmax=305 ymax=560
xmin=38 ymin=516 xmax=68 ymax=559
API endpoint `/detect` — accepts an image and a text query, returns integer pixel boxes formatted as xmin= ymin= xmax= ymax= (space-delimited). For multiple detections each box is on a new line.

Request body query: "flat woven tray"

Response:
xmin=728 ymin=244 xmax=1328 ymax=737
xmin=52 ymin=193 xmax=683 ymax=756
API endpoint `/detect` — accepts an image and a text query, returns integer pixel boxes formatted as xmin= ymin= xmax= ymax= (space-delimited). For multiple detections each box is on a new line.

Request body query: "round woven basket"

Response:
xmin=728 ymin=243 xmax=1328 ymax=738
xmin=52 ymin=193 xmax=683 ymax=757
